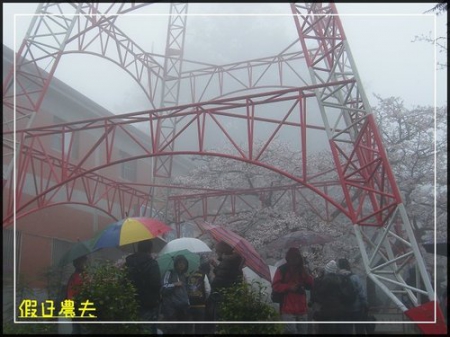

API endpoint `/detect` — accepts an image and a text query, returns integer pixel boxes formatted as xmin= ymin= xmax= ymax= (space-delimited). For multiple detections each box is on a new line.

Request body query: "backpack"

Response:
xmin=338 ymin=273 xmax=358 ymax=305
xmin=187 ymin=270 xmax=206 ymax=305
xmin=314 ymin=273 xmax=346 ymax=317
xmin=271 ymin=264 xmax=288 ymax=304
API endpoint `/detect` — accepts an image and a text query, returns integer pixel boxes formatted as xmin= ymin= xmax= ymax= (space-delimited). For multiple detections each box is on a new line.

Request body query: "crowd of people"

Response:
xmin=307 ymin=258 xmax=369 ymax=334
xmin=156 ymin=239 xmax=245 ymax=334
xmin=65 ymin=239 xmax=374 ymax=335
xmin=271 ymin=248 xmax=370 ymax=335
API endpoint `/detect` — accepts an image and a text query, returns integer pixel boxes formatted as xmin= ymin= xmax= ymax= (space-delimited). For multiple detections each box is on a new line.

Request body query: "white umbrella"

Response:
xmin=274 ymin=258 xmax=286 ymax=268
xmin=243 ymin=266 xmax=279 ymax=306
xmin=243 ymin=266 xmax=271 ymax=298
xmin=269 ymin=265 xmax=277 ymax=281
xmin=159 ymin=237 xmax=212 ymax=255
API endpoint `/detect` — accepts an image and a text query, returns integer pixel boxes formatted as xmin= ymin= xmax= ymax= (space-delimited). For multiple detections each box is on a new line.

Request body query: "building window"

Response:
xmin=120 ymin=150 xmax=136 ymax=181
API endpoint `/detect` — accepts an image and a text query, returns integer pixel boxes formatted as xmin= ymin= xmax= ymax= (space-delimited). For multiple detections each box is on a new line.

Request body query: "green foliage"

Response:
xmin=3 ymin=321 xmax=57 ymax=334
xmin=3 ymin=272 xmax=58 ymax=334
xmin=75 ymin=261 xmax=143 ymax=334
xmin=16 ymin=273 xmax=33 ymax=300
xmin=216 ymin=281 xmax=283 ymax=334
xmin=41 ymin=264 xmax=66 ymax=303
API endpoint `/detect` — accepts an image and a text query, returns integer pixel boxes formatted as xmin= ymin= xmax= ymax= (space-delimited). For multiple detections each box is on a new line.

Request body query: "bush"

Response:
xmin=216 ymin=281 xmax=283 ymax=334
xmin=75 ymin=261 xmax=142 ymax=334
xmin=4 ymin=273 xmax=58 ymax=334
xmin=3 ymin=321 xmax=57 ymax=334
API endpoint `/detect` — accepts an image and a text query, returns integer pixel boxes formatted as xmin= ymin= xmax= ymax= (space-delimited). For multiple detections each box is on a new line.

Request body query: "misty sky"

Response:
xmin=3 ymin=3 xmax=447 ymax=113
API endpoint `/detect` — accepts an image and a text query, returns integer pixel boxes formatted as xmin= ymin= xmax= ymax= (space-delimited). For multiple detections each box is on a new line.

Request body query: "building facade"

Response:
xmin=3 ymin=45 xmax=191 ymax=288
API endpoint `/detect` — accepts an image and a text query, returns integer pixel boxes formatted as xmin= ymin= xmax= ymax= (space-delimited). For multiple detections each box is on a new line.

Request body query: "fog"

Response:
xmin=3 ymin=3 xmax=446 ymax=112
xmin=3 ymin=3 xmax=446 ymax=156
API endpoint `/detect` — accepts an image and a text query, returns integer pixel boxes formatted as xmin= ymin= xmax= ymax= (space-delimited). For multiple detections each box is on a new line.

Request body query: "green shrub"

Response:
xmin=4 ymin=273 xmax=58 ymax=334
xmin=216 ymin=280 xmax=283 ymax=334
xmin=3 ymin=321 xmax=57 ymax=334
xmin=74 ymin=261 xmax=142 ymax=334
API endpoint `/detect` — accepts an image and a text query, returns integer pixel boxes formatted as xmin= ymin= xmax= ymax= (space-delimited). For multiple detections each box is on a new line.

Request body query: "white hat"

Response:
xmin=324 ymin=260 xmax=337 ymax=274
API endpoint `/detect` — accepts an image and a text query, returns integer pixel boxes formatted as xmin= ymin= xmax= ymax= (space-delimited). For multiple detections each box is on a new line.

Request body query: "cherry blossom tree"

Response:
xmin=171 ymin=97 xmax=447 ymax=274
xmin=373 ymin=95 xmax=447 ymax=243
xmin=373 ymin=96 xmax=448 ymax=284
xmin=171 ymin=139 xmax=358 ymax=270
xmin=413 ymin=2 xmax=447 ymax=70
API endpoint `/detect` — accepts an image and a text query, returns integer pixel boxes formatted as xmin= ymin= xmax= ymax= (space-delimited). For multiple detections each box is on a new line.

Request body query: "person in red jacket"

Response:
xmin=67 ymin=255 xmax=88 ymax=300
xmin=66 ymin=255 xmax=88 ymax=334
xmin=272 ymin=247 xmax=313 ymax=334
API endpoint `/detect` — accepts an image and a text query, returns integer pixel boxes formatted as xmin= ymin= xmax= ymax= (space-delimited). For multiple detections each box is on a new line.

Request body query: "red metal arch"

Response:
xmin=167 ymin=180 xmax=343 ymax=224
xmin=4 ymin=150 xmax=347 ymax=227
xmin=58 ymin=51 xmax=162 ymax=104
xmin=15 ymin=202 xmax=119 ymax=224
xmin=4 ymin=81 xmax=396 ymax=230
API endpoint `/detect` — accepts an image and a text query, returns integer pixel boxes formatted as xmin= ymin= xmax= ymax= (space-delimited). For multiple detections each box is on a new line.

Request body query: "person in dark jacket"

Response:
xmin=309 ymin=266 xmax=325 ymax=334
xmin=337 ymin=258 xmax=368 ymax=335
xmin=313 ymin=259 xmax=347 ymax=334
xmin=271 ymin=247 xmax=313 ymax=334
xmin=125 ymin=239 xmax=161 ymax=334
xmin=206 ymin=241 xmax=244 ymax=329
xmin=210 ymin=241 xmax=244 ymax=290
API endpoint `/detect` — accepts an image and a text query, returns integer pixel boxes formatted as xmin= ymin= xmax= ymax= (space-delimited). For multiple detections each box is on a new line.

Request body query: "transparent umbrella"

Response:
xmin=268 ymin=230 xmax=334 ymax=250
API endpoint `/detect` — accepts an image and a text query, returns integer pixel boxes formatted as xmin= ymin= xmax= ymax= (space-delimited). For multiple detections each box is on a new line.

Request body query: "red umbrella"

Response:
xmin=267 ymin=230 xmax=333 ymax=250
xmin=201 ymin=222 xmax=271 ymax=282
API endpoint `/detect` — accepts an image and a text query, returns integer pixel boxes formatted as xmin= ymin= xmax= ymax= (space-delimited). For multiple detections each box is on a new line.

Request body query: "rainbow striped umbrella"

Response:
xmin=90 ymin=217 xmax=172 ymax=250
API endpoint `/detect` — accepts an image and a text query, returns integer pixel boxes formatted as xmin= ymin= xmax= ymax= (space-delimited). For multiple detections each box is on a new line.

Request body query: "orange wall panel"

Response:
xmin=19 ymin=234 xmax=51 ymax=288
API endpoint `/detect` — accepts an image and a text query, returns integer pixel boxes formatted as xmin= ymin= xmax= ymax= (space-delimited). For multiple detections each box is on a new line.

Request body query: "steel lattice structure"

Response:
xmin=2 ymin=3 xmax=445 ymax=332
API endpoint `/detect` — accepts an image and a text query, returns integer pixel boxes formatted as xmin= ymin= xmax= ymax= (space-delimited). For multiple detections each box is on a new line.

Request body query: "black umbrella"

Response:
xmin=422 ymin=241 xmax=447 ymax=257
